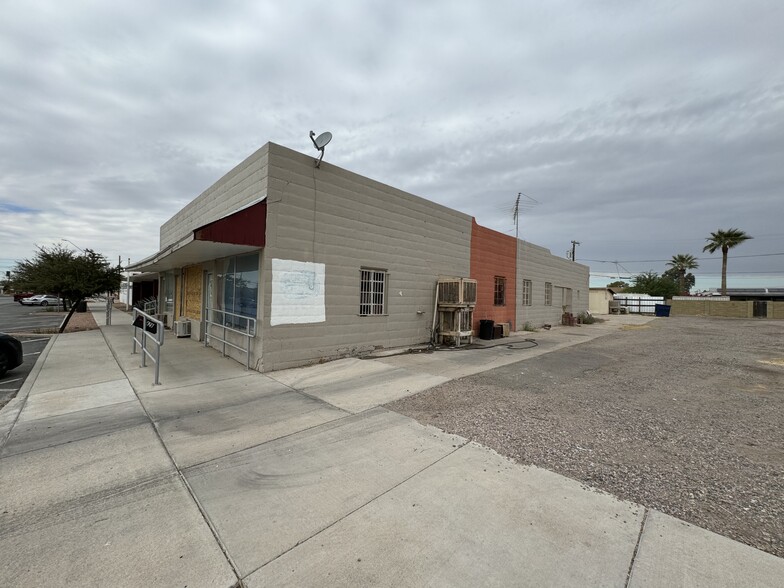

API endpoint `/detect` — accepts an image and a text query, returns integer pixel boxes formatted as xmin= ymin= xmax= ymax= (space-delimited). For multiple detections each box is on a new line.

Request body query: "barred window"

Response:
xmin=494 ymin=276 xmax=506 ymax=306
xmin=360 ymin=269 xmax=386 ymax=315
xmin=522 ymin=279 xmax=532 ymax=306
xmin=544 ymin=282 xmax=553 ymax=306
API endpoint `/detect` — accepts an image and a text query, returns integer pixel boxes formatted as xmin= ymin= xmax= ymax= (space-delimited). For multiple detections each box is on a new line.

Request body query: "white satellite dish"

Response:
xmin=314 ymin=132 xmax=332 ymax=149
xmin=309 ymin=130 xmax=332 ymax=168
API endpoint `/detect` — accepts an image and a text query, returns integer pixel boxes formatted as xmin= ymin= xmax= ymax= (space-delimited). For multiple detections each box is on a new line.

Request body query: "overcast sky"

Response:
xmin=2 ymin=1 xmax=782 ymax=290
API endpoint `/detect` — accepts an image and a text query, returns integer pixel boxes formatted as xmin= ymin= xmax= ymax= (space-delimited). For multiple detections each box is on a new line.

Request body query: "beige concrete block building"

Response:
xmin=131 ymin=142 xmax=589 ymax=372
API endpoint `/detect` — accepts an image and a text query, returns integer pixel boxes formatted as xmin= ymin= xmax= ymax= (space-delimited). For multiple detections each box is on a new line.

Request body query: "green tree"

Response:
xmin=12 ymin=244 xmax=122 ymax=332
xmin=702 ymin=228 xmax=752 ymax=295
xmin=663 ymin=267 xmax=695 ymax=294
xmin=665 ymin=254 xmax=699 ymax=295
xmin=606 ymin=280 xmax=629 ymax=289
xmin=626 ymin=271 xmax=680 ymax=299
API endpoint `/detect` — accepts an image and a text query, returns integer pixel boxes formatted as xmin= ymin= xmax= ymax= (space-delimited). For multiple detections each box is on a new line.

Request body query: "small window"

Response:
xmin=544 ymin=282 xmax=553 ymax=306
xmin=522 ymin=279 xmax=532 ymax=306
xmin=494 ymin=276 xmax=506 ymax=306
xmin=360 ymin=269 xmax=386 ymax=315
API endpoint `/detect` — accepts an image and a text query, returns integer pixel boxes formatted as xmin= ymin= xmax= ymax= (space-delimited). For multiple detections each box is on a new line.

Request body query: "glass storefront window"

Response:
xmin=163 ymin=271 xmax=175 ymax=314
xmin=217 ymin=254 xmax=259 ymax=320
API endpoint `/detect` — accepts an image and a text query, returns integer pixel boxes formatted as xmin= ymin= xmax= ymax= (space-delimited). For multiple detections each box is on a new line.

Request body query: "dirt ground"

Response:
xmin=61 ymin=310 xmax=99 ymax=332
xmin=387 ymin=317 xmax=784 ymax=558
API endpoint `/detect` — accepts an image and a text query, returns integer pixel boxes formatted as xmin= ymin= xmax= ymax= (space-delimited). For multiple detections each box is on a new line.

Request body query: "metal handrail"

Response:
xmin=131 ymin=307 xmax=165 ymax=385
xmin=204 ymin=307 xmax=256 ymax=370
xmin=143 ymin=298 xmax=158 ymax=315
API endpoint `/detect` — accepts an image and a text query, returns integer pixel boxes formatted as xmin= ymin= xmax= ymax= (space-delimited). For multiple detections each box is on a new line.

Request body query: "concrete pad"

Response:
xmin=270 ymin=357 xmax=450 ymax=413
xmin=138 ymin=373 xmax=272 ymax=417
xmin=90 ymin=302 xmax=133 ymax=326
xmin=146 ymin=379 xmax=348 ymax=467
xmin=0 ymin=472 xmax=235 ymax=587
xmin=102 ymin=324 xmax=251 ymax=393
xmin=1 ymin=400 xmax=148 ymax=457
xmin=269 ymin=357 xmax=390 ymax=389
xmin=247 ymin=442 xmax=644 ymax=587
xmin=628 ymin=510 xmax=784 ymax=587
xmin=185 ymin=408 xmax=465 ymax=576
xmin=376 ymin=345 xmax=539 ymax=379
xmin=0 ymin=424 xmax=172 ymax=518
xmin=17 ymin=378 xmax=136 ymax=421
xmin=30 ymin=330 xmax=125 ymax=394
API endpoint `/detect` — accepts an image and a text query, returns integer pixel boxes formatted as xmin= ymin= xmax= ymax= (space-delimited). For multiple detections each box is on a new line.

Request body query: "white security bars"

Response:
xmin=204 ymin=308 xmax=257 ymax=370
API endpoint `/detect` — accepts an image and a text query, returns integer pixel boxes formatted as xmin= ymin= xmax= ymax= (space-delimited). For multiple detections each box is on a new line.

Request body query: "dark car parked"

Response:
xmin=0 ymin=333 xmax=24 ymax=377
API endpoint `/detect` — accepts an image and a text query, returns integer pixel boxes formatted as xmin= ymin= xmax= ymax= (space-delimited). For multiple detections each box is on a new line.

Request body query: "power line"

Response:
xmin=580 ymin=252 xmax=784 ymax=264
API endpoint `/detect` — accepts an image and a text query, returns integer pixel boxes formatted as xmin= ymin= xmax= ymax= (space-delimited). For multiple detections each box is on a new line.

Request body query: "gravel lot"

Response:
xmin=387 ymin=317 xmax=784 ymax=558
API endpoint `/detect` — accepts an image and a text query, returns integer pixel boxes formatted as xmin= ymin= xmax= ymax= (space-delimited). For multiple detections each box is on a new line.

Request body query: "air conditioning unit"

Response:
xmin=437 ymin=278 xmax=477 ymax=305
xmin=173 ymin=320 xmax=191 ymax=338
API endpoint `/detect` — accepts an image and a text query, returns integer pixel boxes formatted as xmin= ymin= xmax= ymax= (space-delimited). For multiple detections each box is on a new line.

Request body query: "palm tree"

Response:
xmin=703 ymin=228 xmax=752 ymax=295
xmin=666 ymin=254 xmax=699 ymax=295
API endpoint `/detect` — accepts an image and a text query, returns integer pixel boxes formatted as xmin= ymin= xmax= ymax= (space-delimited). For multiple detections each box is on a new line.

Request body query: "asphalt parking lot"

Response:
xmin=0 ymin=295 xmax=64 ymax=333
xmin=0 ymin=297 xmax=54 ymax=408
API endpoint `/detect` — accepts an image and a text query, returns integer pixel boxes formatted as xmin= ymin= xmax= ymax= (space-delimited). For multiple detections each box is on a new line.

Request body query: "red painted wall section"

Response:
xmin=194 ymin=201 xmax=267 ymax=246
xmin=470 ymin=219 xmax=517 ymax=332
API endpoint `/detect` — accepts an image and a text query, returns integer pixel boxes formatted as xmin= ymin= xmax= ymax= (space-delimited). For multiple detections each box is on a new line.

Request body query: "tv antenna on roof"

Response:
xmin=309 ymin=130 xmax=332 ymax=168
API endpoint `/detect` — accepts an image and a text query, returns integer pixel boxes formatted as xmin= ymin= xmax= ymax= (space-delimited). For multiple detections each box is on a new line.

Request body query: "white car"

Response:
xmin=21 ymin=294 xmax=62 ymax=307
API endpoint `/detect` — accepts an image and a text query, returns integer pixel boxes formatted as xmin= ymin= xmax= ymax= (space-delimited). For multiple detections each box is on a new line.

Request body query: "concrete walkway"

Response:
xmin=1 ymin=307 xmax=781 ymax=586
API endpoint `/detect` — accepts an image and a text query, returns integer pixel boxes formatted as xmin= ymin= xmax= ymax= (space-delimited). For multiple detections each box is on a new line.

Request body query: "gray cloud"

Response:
xmin=1 ymin=1 xmax=782 ymax=288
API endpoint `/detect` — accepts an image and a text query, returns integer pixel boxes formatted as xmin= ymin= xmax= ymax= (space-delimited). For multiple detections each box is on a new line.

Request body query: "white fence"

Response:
xmin=613 ymin=295 xmax=664 ymax=314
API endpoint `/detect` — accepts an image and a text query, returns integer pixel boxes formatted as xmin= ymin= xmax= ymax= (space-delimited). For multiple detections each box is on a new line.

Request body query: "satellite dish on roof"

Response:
xmin=309 ymin=130 xmax=332 ymax=168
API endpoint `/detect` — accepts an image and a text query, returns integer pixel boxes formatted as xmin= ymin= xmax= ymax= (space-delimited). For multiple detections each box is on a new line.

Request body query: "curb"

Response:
xmin=0 ymin=333 xmax=58 ymax=452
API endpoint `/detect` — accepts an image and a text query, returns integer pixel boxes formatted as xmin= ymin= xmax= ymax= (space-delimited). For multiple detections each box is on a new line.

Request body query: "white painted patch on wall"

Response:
xmin=270 ymin=259 xmax=326 ymax=326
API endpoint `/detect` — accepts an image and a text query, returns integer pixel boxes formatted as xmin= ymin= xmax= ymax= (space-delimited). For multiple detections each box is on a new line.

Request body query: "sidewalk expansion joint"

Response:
xmin=243 ymin=439 xmax=469 ymax=580
xmin=99 ymin=326 xmax=246 ymax=585
xmin=624 ymin=507 xmax=649 ymax=588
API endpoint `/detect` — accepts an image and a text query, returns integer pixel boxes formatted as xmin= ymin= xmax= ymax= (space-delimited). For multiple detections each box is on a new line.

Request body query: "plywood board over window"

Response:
xmin=183 ymin=265 xmax=203 ymax=319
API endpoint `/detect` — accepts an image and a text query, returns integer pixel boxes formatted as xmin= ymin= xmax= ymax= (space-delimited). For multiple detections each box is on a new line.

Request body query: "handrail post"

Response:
xmin=154 ymin=340 xmax=160 ymax=385
xmin=246 ymin=319 xmax=251 ymax=370
xmin=130 ymin=307 xmax=164 ymax=385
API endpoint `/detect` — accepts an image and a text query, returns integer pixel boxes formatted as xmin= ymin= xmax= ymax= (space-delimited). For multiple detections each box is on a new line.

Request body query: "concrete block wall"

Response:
xmin=671 ymin=299 xmax=784 ymax=319
xmin=771 ymin=301 xmax=784 ymax=319
xmin=260 ymin=143 xmax=472 ymax=372
xmin=669 ymin=299 xmax=709 ymax=316
xmin=515 ymin=240 xmax=589 ymax=328
xmin=159 ymin=145 xmax=270 ymax=249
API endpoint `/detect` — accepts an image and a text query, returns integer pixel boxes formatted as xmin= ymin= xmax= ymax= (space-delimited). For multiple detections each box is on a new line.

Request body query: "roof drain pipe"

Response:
xmin=430 ymin=282 xmax=440 ymax=346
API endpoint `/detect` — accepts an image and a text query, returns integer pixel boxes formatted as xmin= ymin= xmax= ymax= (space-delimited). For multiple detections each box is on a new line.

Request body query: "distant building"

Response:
xmin=130 ymin=143 xmax=589 ymax=372
xmin=589 ymin=286 xmax=624 ymax=314
xmin=720 ymin=288 xmax=784 ymax=301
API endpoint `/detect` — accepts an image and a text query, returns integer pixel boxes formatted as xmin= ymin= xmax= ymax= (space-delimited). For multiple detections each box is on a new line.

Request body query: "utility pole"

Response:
xmin=570 ymin=240 xmax=580 ymax=261
xmin=513 ymin=192 xmax=521 ymax=241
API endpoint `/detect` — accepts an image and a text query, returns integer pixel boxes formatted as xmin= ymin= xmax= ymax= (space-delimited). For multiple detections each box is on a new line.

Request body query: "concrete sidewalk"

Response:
xmin=1 ymin=306 xmax=782 ymax=586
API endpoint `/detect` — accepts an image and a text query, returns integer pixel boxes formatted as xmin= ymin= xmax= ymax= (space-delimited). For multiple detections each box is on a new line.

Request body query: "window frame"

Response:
xmin=359 ymin=268 xmax=387 ymax=316
xmin=522 ymin=279 xmax=532 ymax=306
xmin=544 ymin=282 xmax=553 ymax=306
xmin=217 ymin=253 xmax=260 ymax=321
xmin=494 ymin=276 xmax=506 ymax=306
